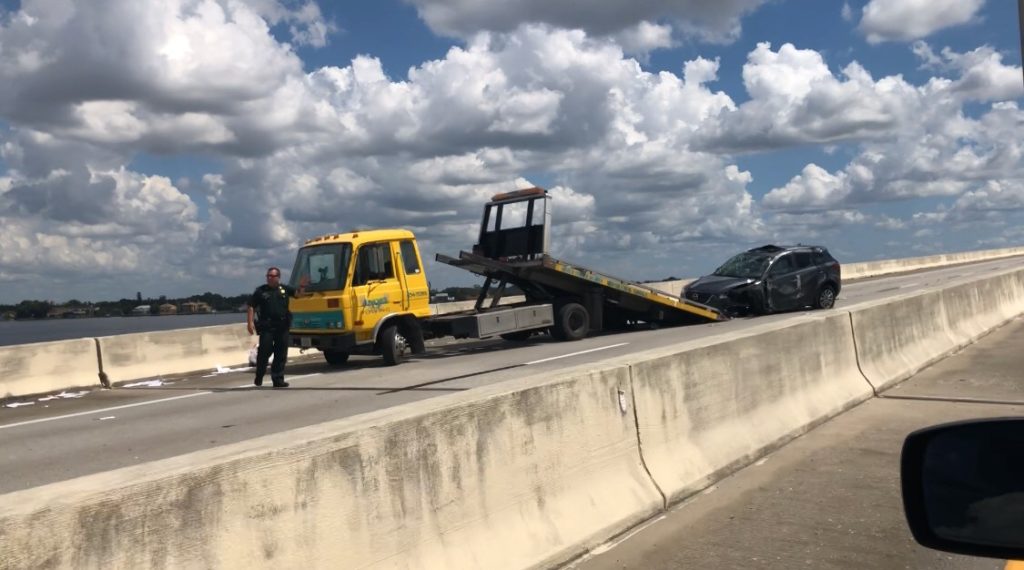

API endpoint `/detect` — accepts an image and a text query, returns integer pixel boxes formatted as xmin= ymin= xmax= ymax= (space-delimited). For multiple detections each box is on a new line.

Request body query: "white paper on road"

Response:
xmin=4 ymin=401 xmax=35 ymax=408
xmin=122 ymin=379 xmax=169 ymax=388
xmin=203 ymin=365 xmax=254 ymax=377
xmin=37 ymin=390 xmax=89 ymax=401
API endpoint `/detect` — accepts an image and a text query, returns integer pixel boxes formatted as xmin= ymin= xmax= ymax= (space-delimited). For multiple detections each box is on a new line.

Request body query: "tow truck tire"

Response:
xmin=552 ymin=302 xmax=589 ymax=341
xmin=815 ymin=285 xmax=837 ymax=310
xmin=380 ymin=324 xmax=408 ymax=366
xmin=323 ymin=350 xmax=349 ymax=366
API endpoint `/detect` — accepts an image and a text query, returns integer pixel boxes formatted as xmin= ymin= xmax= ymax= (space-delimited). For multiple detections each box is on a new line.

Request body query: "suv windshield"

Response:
xmin=713 ymin=252 xmax=772 ymax=279
xmin=290 ymin=243 xmax=352 ymax=292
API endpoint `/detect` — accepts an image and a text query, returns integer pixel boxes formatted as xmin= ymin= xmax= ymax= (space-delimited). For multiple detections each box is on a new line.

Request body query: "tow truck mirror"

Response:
xmin=901 ymin=418 xmax=1024 ymax=560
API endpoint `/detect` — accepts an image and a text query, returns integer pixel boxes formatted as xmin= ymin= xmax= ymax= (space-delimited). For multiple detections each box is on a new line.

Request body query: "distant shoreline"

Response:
xmin=0 ymin=312 xmax=247 ymax=347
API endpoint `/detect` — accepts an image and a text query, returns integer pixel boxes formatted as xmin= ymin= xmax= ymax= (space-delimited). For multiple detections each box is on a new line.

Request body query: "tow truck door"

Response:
xmin=397 ymin=239 xmax=429 ymax=313
xmin=351 ymin=241 xmax=403 ymax=343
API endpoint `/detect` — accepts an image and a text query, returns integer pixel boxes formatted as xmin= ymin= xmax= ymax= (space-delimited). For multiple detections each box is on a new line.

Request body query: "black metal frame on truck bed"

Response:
xmin=428 ymin=187 xmax=726 ymax=342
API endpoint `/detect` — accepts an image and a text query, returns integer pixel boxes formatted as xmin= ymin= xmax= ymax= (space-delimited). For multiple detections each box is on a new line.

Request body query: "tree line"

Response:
xmin=0 ymin=292 xmax=251 ymax=320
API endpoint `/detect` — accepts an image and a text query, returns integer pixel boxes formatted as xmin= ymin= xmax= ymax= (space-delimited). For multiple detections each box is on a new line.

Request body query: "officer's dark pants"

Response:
xmin=255 ymin=323 xmax=289 ymax=384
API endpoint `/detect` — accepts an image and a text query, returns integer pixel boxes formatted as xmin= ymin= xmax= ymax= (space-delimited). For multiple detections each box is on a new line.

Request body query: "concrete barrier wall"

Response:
xmin=0 ymin=338 xmax=102 ymax=399
xmin=628 ymin=312 xmax=873 ymax=503
xmin=641 ymin=279 xmax=694 ymax=297
xmin=841 ymin=246 xmax=1024 ymax=280
xmin=97 ymin=324 xmax=260 ymax=384
xmin=0 ymin=363 xmax=662 ymax=570
xmin=851 ymin=268 xmax=1024 ymax=391
xmin=937 ymin=269 xmax=1024 ymax=342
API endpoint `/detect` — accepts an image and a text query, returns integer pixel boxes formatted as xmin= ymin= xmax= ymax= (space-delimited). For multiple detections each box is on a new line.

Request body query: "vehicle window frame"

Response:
xmin=399 ymin=240 xmax=422 ymax=276
xmin=794 ymin=251 xmax=813 ymax=269
xmin=352 ymin=242 xmax=395 ymax=286
xmin=290 ymin=243 xmax=351 ymax=292
xmin=768 ymin=254 xmax=796 ymax=276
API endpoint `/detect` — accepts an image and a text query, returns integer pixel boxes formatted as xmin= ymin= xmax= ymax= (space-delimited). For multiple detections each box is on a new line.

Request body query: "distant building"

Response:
xmin=159 ymin=303 xmax=178 ymax=315
xmin=180 ymin=301 xmax=212 ymax=314
xmin=132 ymin=305 xmax=151 ymax=315
xmin=47 ymin=306 xmax=93 ymax=319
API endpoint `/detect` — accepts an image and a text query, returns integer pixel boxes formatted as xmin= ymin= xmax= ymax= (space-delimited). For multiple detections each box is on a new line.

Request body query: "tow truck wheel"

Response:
xmin=552 ymin=302 xmax=589 ymax=341
xmin=380 ymin=324 xmax=408 ymax=366
xmin=323 ymin=350 xmax=349 ymax=366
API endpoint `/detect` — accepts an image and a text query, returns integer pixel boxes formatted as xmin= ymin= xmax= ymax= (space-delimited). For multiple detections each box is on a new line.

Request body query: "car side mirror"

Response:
xmin=901 ymin=418 xmax=1024 ymax=560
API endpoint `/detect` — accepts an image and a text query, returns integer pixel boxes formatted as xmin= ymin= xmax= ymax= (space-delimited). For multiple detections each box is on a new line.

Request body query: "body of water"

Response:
xmin=0 ymin=313 xmax=246 ymax=347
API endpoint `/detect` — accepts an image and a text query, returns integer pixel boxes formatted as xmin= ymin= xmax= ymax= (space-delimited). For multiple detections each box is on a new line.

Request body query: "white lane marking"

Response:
xmin=525 ymin=343 xmax=629 ymax=365
xmin=899 ymin=281 xmax=922 ymax=289
xmin=0 ymin=392 xmax=210 ymax=431
xmin=229 ymin=373 xmax=321 ymax=389
xmin=565 ymin=514 xmax=667 ymax=565
xmin=98 ymin=416 xmax=116 ymax=421
xmin=288 ymin=373 xmax=322 ymax=381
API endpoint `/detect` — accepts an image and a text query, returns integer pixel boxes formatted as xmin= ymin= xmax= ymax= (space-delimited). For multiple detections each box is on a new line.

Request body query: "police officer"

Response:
xmin=247 ymin=267 xmax=307 ymax=387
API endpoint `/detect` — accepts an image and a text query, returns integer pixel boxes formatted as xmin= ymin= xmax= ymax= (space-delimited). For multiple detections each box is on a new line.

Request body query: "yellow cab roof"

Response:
xmin=302 ymin=228 xmax=414 ymax=248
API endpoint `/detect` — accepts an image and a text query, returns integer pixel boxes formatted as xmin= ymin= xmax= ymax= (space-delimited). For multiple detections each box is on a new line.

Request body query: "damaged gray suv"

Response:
xmin=682 ymin=245 xmax=841 ymax=316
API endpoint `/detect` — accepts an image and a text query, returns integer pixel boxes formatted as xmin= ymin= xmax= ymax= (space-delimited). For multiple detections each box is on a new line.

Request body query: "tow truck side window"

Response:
xmin=353 ymin=243 xmax=394 ymax=285
xmin=399 ymin=240 xmax=421 ymax=275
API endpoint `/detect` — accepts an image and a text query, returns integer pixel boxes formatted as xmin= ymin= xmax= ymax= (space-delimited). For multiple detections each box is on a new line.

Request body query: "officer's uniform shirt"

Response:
xmin=248 ymin=284 xmax=296 ymax=325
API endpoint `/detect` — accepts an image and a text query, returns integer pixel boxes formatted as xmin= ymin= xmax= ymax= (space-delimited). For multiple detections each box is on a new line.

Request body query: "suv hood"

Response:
xmin=686 ymin=275 xmax=757 ymax=295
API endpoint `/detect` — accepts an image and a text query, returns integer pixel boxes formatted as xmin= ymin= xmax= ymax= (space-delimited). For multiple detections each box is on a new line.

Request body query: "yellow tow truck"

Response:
xmin=287 ymin=187 xmax=726 ymax=366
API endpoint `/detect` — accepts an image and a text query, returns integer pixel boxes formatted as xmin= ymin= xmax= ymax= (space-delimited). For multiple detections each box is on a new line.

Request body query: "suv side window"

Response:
xmin=769 ymin=254 xmax=796 ymax=276
xmin=353 ymin=243 xmax=394 ymax=285
xmin=794 ymin=251 xmax=813 ymax=268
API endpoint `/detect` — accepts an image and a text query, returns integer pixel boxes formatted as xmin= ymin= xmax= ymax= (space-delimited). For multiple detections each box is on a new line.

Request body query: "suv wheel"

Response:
xmin=815 ymin=285 xmax=837 ymax=310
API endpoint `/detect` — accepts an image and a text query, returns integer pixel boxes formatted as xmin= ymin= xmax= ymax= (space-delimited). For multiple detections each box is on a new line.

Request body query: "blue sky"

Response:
xmin=0 ymin=0 xmax=1020 ymax=303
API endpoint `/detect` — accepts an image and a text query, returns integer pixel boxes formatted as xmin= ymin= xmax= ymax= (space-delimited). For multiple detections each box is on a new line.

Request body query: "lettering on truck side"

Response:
xmin=360 ymin=296 xmax=390 ymax=313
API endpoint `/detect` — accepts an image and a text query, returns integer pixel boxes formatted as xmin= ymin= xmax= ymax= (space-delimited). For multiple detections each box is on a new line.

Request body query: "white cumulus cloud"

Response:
xmin=403 ymin=0 xmax=768 ymax=45
xmin=859 ymin=0 xmax=985 ymax=44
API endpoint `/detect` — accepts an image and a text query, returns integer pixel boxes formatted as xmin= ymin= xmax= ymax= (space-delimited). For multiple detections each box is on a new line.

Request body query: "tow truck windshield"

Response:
xmin=290 ymin=243 xmax=352 ymax=292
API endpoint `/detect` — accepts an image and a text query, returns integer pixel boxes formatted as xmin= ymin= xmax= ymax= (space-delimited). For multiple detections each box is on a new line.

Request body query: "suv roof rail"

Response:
xmin=749 ymin=244 xmax=785 ymax=253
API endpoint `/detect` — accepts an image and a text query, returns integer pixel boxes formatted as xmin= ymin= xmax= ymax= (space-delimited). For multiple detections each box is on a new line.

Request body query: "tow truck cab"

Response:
xmin=287 ymin=229 xmax=431 ymax=366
